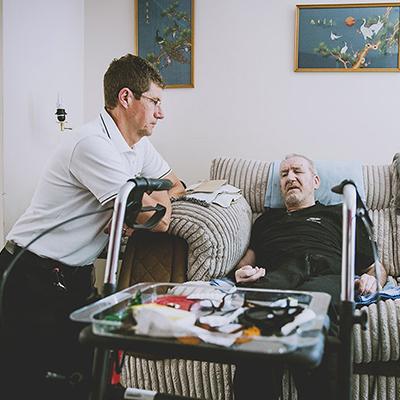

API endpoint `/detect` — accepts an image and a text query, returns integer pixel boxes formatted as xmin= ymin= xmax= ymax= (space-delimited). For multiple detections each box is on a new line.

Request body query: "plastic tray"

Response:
xmin=71 ymin=282 xmax=331 ymax=354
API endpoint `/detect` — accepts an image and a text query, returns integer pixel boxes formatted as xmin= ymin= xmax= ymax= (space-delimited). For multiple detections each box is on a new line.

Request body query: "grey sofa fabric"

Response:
xmin=120 ymin=155 xmax=400 ymax=399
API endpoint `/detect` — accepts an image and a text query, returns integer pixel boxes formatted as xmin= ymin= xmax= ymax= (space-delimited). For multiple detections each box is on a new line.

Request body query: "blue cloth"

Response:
xmin=356 ymin=279 xmax=400 ymax=306
xmin=264 ymin=159 xmax=366 ymax=208
xmin=210 ymin=278 xmax=236 ymax=293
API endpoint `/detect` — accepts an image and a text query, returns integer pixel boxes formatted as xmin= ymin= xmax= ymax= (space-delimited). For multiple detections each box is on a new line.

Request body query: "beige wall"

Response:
xmin=84 ymin=0 xmax=400 ymax=190
xmin=2 ymin=0 xmax=400 ymax=239
xmin=2 ymin=0 xmax=84 ymax=236
xmin=0 ymin=0 xmax=4 ymax=246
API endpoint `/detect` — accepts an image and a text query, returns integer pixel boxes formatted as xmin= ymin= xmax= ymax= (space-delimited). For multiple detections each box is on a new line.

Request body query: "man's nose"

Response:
xmin=154 ymin=105 xmax=165 ymax=119
xmin=287 ymin=170 xmax=297 ymax=180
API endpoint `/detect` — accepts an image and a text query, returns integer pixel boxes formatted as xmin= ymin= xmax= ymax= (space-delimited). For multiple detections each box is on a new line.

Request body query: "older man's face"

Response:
xmin=279 ymin=156 xmax=320 ymax=211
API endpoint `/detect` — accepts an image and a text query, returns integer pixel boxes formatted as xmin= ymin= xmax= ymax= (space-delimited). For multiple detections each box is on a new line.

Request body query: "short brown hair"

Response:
xmin=103 ymin=54 xmax=166 ymax=109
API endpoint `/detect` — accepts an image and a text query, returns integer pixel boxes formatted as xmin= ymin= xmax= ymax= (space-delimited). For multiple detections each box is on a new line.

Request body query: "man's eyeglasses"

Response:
xmin=129 ymin=89 xmax=162 ymax=109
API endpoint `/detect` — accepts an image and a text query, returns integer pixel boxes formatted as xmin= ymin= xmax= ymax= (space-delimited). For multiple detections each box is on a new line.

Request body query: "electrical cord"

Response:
xmin=0 ymin=206 xmax=113 ymax=342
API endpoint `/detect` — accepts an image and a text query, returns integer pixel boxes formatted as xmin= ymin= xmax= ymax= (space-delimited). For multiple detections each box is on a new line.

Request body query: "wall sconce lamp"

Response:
xmin=55 ymin=92 xmax=73 ymax=131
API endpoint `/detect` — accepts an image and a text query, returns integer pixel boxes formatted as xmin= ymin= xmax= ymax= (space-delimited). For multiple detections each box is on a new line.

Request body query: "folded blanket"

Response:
xmin=356 ymin=280 xmax=400 ymax=306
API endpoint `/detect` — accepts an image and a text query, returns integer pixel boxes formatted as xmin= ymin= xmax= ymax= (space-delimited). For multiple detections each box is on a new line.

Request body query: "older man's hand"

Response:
xmin=355 ymin=273 xmax=379 ymax=296
xmin=235 ymin=265 xmax=266 ymax=284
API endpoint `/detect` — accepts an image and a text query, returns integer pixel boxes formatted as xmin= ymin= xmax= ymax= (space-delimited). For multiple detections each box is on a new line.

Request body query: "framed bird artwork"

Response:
xmin=294 ymin=3 xmax=400 ymax=72
xmin=135 ymin=0 xmax=194 ymax=87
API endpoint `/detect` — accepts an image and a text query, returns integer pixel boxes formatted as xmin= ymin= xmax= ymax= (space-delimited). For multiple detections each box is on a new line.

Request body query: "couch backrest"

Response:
xmin=210 ymin=157 xmax=272 ymax=215
xmin=362 ymin=164 xmax=395 ymax=210
xmin=210 ymin=156 xmax=400 ymax=278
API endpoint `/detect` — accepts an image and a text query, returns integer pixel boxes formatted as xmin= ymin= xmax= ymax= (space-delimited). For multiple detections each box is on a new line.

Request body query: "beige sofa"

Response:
xmin=119 ymin=155 xmax=400 ymax=399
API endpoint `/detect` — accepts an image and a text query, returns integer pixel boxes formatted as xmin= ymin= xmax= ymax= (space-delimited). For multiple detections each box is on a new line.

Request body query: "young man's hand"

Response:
xmin=104 ymin=222 xmax=134 ymax=237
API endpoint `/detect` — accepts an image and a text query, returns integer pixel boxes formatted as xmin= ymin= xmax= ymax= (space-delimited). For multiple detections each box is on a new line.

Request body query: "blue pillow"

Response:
xmin=264 ymin=159 xmax=365 ymax=208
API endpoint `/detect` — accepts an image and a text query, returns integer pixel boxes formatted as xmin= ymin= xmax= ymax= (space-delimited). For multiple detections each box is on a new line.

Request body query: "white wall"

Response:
xmin=0 ymin=0 xmax=4 ymax=246
xmin=84 ymin=0 xmax=135 ymax=121
xmin=84 ymin=0 xmax=400 ymax=188
xmin=2 ymin=0 xmax=84 ymax=235
xmin=2 ymin=0 xmax=400 ymax=238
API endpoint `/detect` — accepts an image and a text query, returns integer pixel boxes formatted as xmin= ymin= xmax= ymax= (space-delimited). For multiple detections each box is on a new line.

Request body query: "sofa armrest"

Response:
xmin=353 ymin=298 xmax=400 ymax=364
xmin=168 ymin=196 xmax=252 ymax=281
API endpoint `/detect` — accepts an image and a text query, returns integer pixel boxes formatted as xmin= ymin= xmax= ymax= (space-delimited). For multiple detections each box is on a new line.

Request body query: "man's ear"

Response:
xmin=118 ymin=88 xmax=131 ymax=109
xmin=314 ymin=175 xmax=321 ymax=190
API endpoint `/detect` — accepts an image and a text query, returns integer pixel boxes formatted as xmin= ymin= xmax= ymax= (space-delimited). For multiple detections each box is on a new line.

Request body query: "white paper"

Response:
xmin=281 ymin=309 xmax=316 ymax=336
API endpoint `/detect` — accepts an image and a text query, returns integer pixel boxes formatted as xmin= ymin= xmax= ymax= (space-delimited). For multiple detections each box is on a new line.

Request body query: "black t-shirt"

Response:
xmin=248 ymin=202 xmax=374 ymax=295
xmin=243 ymin=202 xmax=375 ymax=336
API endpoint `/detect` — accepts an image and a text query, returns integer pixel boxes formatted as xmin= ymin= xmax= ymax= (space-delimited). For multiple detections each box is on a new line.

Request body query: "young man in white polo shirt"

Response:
xmin=0 ymin=54 xmax=185 ymax=399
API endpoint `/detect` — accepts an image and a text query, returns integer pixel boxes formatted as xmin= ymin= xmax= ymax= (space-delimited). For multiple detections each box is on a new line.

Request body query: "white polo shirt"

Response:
xmin=7 ymin=110 xmax=171 ymax=266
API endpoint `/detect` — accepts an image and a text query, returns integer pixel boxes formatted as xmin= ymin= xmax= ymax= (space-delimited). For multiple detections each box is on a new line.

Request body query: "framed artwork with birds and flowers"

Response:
xmin=294 ymin=3 xmax=400 ymax=71
xmin=135 ymin=0 xmax=194 ymax=87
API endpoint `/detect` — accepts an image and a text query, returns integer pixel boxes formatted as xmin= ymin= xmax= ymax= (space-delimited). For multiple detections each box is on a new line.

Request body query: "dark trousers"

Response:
xmin=0 ymin=246 xmax=98 ymax=399
xmin=233 ymin=363 xmax=284 ymax=400
xmin=233 ymin=349 xmax=339 ymax=400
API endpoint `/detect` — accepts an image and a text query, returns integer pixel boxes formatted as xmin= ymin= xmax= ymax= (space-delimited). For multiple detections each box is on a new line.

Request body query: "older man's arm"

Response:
xmin=355 ymin=261 xmax=387 ymax=295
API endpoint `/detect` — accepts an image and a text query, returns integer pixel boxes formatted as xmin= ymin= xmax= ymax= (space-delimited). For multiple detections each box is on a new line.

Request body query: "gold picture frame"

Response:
xmin=295 ymin=3 xmax=400 ymax=71
xmin=135 ymin=0 xmax=194 ymax=88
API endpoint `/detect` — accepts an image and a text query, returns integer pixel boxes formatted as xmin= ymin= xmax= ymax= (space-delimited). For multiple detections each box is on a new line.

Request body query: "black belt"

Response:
xmin=4 ymin=241 xmax=93 ymax=293
xmin=4 ymin=240 xmax=92 ymax=275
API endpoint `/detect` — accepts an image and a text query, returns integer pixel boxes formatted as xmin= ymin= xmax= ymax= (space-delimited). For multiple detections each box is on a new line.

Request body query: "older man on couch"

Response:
xmin=232 ymin=153 xmax=386 ymax=400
